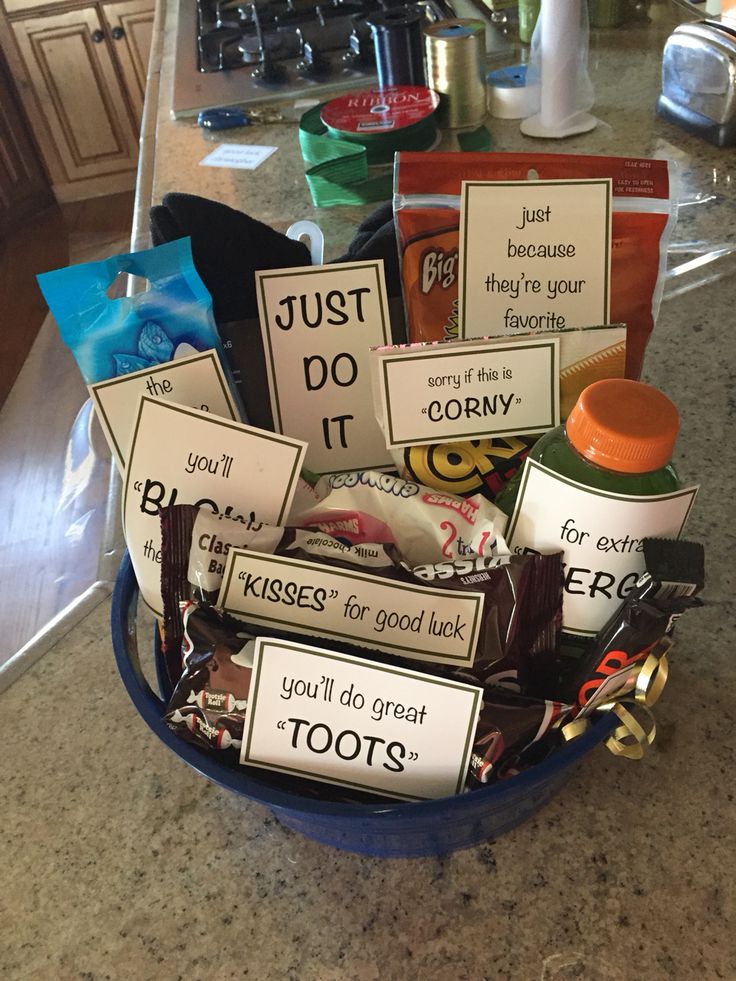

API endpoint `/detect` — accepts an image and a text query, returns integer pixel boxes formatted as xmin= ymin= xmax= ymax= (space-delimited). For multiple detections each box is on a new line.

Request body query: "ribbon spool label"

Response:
xmin=320 ymin=86 xmax=440 ymax=135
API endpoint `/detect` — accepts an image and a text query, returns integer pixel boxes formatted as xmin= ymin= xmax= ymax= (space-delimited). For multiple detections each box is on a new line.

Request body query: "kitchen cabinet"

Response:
xmin=0 ymin=0 xmax=154 ymax=202
xmin=101 ymin=0 xmax=154 ymax=121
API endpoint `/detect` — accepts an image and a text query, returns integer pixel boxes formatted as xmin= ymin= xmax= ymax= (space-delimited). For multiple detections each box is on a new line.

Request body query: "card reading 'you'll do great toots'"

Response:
xmin=240 ymin=637 xmax=484 ymax=800
xmin=122 ymin=395 xmax=307 ymax=617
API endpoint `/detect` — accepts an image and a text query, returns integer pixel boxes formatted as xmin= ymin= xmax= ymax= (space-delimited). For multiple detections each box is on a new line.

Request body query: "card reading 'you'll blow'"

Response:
xmin=122 ymin=396 xmax=307 ymax=616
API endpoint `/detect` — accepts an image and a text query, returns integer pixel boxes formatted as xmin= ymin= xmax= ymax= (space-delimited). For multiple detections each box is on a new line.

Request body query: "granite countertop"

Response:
xmin=3 ymin=2 xmax=736 ymax=979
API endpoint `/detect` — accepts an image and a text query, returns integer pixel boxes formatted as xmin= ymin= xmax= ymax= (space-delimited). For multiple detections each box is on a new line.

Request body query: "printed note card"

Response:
xmin=122 ymin=396 xmax=306 ymax=616
xmin=459 ymin=179 xmax=612 ymax=337
xmin=372 ymin=335 xmax=560 ymax=448
xmin=89 ymin=349 xmax=239 ymax=472
xmin=241 ymin=637 xmax=483 ymax=800
xmin=200 ymin=144 xmax=277 ymax=170
xmin=218 ymin=548 xmax=485 ymax=667
xmin=256 ymin=260 xmax=394 ymax=474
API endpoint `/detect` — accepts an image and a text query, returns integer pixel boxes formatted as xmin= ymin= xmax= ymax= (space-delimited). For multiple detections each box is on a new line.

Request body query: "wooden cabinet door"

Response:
xmin=10 ymin=6 xmax=139 ymax=184
xmin=102 ymin=0 xmax=154 ymax=125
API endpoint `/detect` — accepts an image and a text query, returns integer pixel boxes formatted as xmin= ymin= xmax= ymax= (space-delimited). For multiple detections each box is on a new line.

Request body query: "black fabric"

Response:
xmin=149 ymin=195 xmax=406 ymax=429
xmin=150 ymin=194 xmax=403 ymax=310
xmin=150 ymin=192 xmax=312 ymax=322
xmin=334 ymin=201 xmax=402 ymax=297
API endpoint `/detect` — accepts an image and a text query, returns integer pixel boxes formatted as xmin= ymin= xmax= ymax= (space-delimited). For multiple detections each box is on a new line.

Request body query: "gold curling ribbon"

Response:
xmin=605 ymin=702 xmax=656 ymax=760
xmin=561 ymin=718 xmax=589 ymax=742
xmin=561 ymin=637 xmax=672 ymax=759
xmin=634 ymin=637 xmax=671 ymax=707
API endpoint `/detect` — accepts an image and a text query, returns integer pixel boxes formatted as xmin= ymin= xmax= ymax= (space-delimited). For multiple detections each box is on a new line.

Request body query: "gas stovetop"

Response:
xmin=171 ymin=0 xmax=513 ymax=118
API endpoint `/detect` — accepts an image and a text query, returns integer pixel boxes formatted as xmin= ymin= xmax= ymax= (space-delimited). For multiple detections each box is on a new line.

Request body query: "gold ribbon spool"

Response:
xmin=561 ymin=637 xmax=672 ymax=760
xmin=424 ymin=20 xmax=487 ymax=130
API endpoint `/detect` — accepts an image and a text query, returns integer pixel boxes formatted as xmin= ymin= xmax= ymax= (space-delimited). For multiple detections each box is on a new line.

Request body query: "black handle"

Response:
xmin=111 ymin=26 xmax=125 ymax=39
xmin=91 ymin=28 xmax=105 ymax=42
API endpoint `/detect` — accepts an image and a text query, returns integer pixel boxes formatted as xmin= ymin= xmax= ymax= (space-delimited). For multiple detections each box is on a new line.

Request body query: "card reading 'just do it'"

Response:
xmin=255 ymin=260 xmax=394 ymax=475
xmin=122 ymin=396 xmax=307 ymax=616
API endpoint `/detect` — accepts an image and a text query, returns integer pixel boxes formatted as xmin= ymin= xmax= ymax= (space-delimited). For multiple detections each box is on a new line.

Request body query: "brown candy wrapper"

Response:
xmin=161 ymin=503 xmax=564 ymax=694
xmin=164 ymin=603 xmax=255 ymax=753
xmin=165 ymin=602 xmax=571 ymax=794
xmin=159 ymin=504 xmax=401 ymax=684
xmin=468 ymin=688 xmax=570 ymax=784
xmin=411 ymin=552 xmax=563 ymax=690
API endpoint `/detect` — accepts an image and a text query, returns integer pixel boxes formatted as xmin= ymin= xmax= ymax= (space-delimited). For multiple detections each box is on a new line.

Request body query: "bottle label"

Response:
xmin=505 ymin=459 xmax=699 ymax=635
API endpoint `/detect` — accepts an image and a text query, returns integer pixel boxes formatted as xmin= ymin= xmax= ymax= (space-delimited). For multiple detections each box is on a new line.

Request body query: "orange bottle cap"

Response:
xmin=565 ymin=379 xmax=679 ymax=474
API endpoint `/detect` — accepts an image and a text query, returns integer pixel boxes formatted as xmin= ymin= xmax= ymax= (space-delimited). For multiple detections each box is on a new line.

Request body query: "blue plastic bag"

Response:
xmin=38 ymin=238 xmax=235 ymax=390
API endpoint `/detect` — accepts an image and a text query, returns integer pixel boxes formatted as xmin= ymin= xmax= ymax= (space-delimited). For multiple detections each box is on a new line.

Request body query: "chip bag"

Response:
xmin=393 ymin=152 xmax=677 ymax=379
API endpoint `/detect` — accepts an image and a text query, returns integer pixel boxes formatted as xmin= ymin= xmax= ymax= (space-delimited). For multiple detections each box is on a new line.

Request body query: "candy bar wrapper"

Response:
xmin=257 ymin=548 xmax=562 ymax=691
xmin=159 ymin=503 xmax=402 ymax=681
xmin=411 ymin=551 xmax=563 ymax=691
xmin=400 ymin=435 xmax=538 ymax=504
xmin=160 ymin=502 xmax=563 ymax=694
xmin=266 ymin=547 xmax=564 ymax=692
xmin=288 ymin=469 xmax=509 ymax=566
xmin=468 ymin=688 xmax=571 ymax=784
xmin=165 ymin=603 xmax=255 ymax=753
xmin=166 ymin=603 xmax=571 ymax=794
xmin=552 ymin=538 xmax=705 ymax=716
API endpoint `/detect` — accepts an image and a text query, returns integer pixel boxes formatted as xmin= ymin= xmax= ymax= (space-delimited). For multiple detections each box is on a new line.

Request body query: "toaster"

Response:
xmin=657 ymin=19 xmax=736 ymax=147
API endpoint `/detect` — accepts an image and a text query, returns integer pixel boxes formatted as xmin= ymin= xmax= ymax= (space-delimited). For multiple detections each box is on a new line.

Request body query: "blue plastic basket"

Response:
xmin=111 ymin=551 xmax=616 ymax=858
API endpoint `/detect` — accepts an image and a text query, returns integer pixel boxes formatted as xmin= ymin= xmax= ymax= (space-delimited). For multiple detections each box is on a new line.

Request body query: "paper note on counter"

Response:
xmin=200 ymin=144 xmax=278 ymax=169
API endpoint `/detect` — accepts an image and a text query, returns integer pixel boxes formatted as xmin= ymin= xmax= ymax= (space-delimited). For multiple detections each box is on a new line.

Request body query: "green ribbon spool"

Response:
xmin=299 ymin=102 xmax=492 ymax=208
xmin=299 ymin=102 xmax=437 ymax=207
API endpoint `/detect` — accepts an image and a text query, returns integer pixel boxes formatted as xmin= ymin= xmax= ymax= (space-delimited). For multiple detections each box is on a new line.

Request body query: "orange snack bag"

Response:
xmin=393 ymin=153 xmax=676 ymax=379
